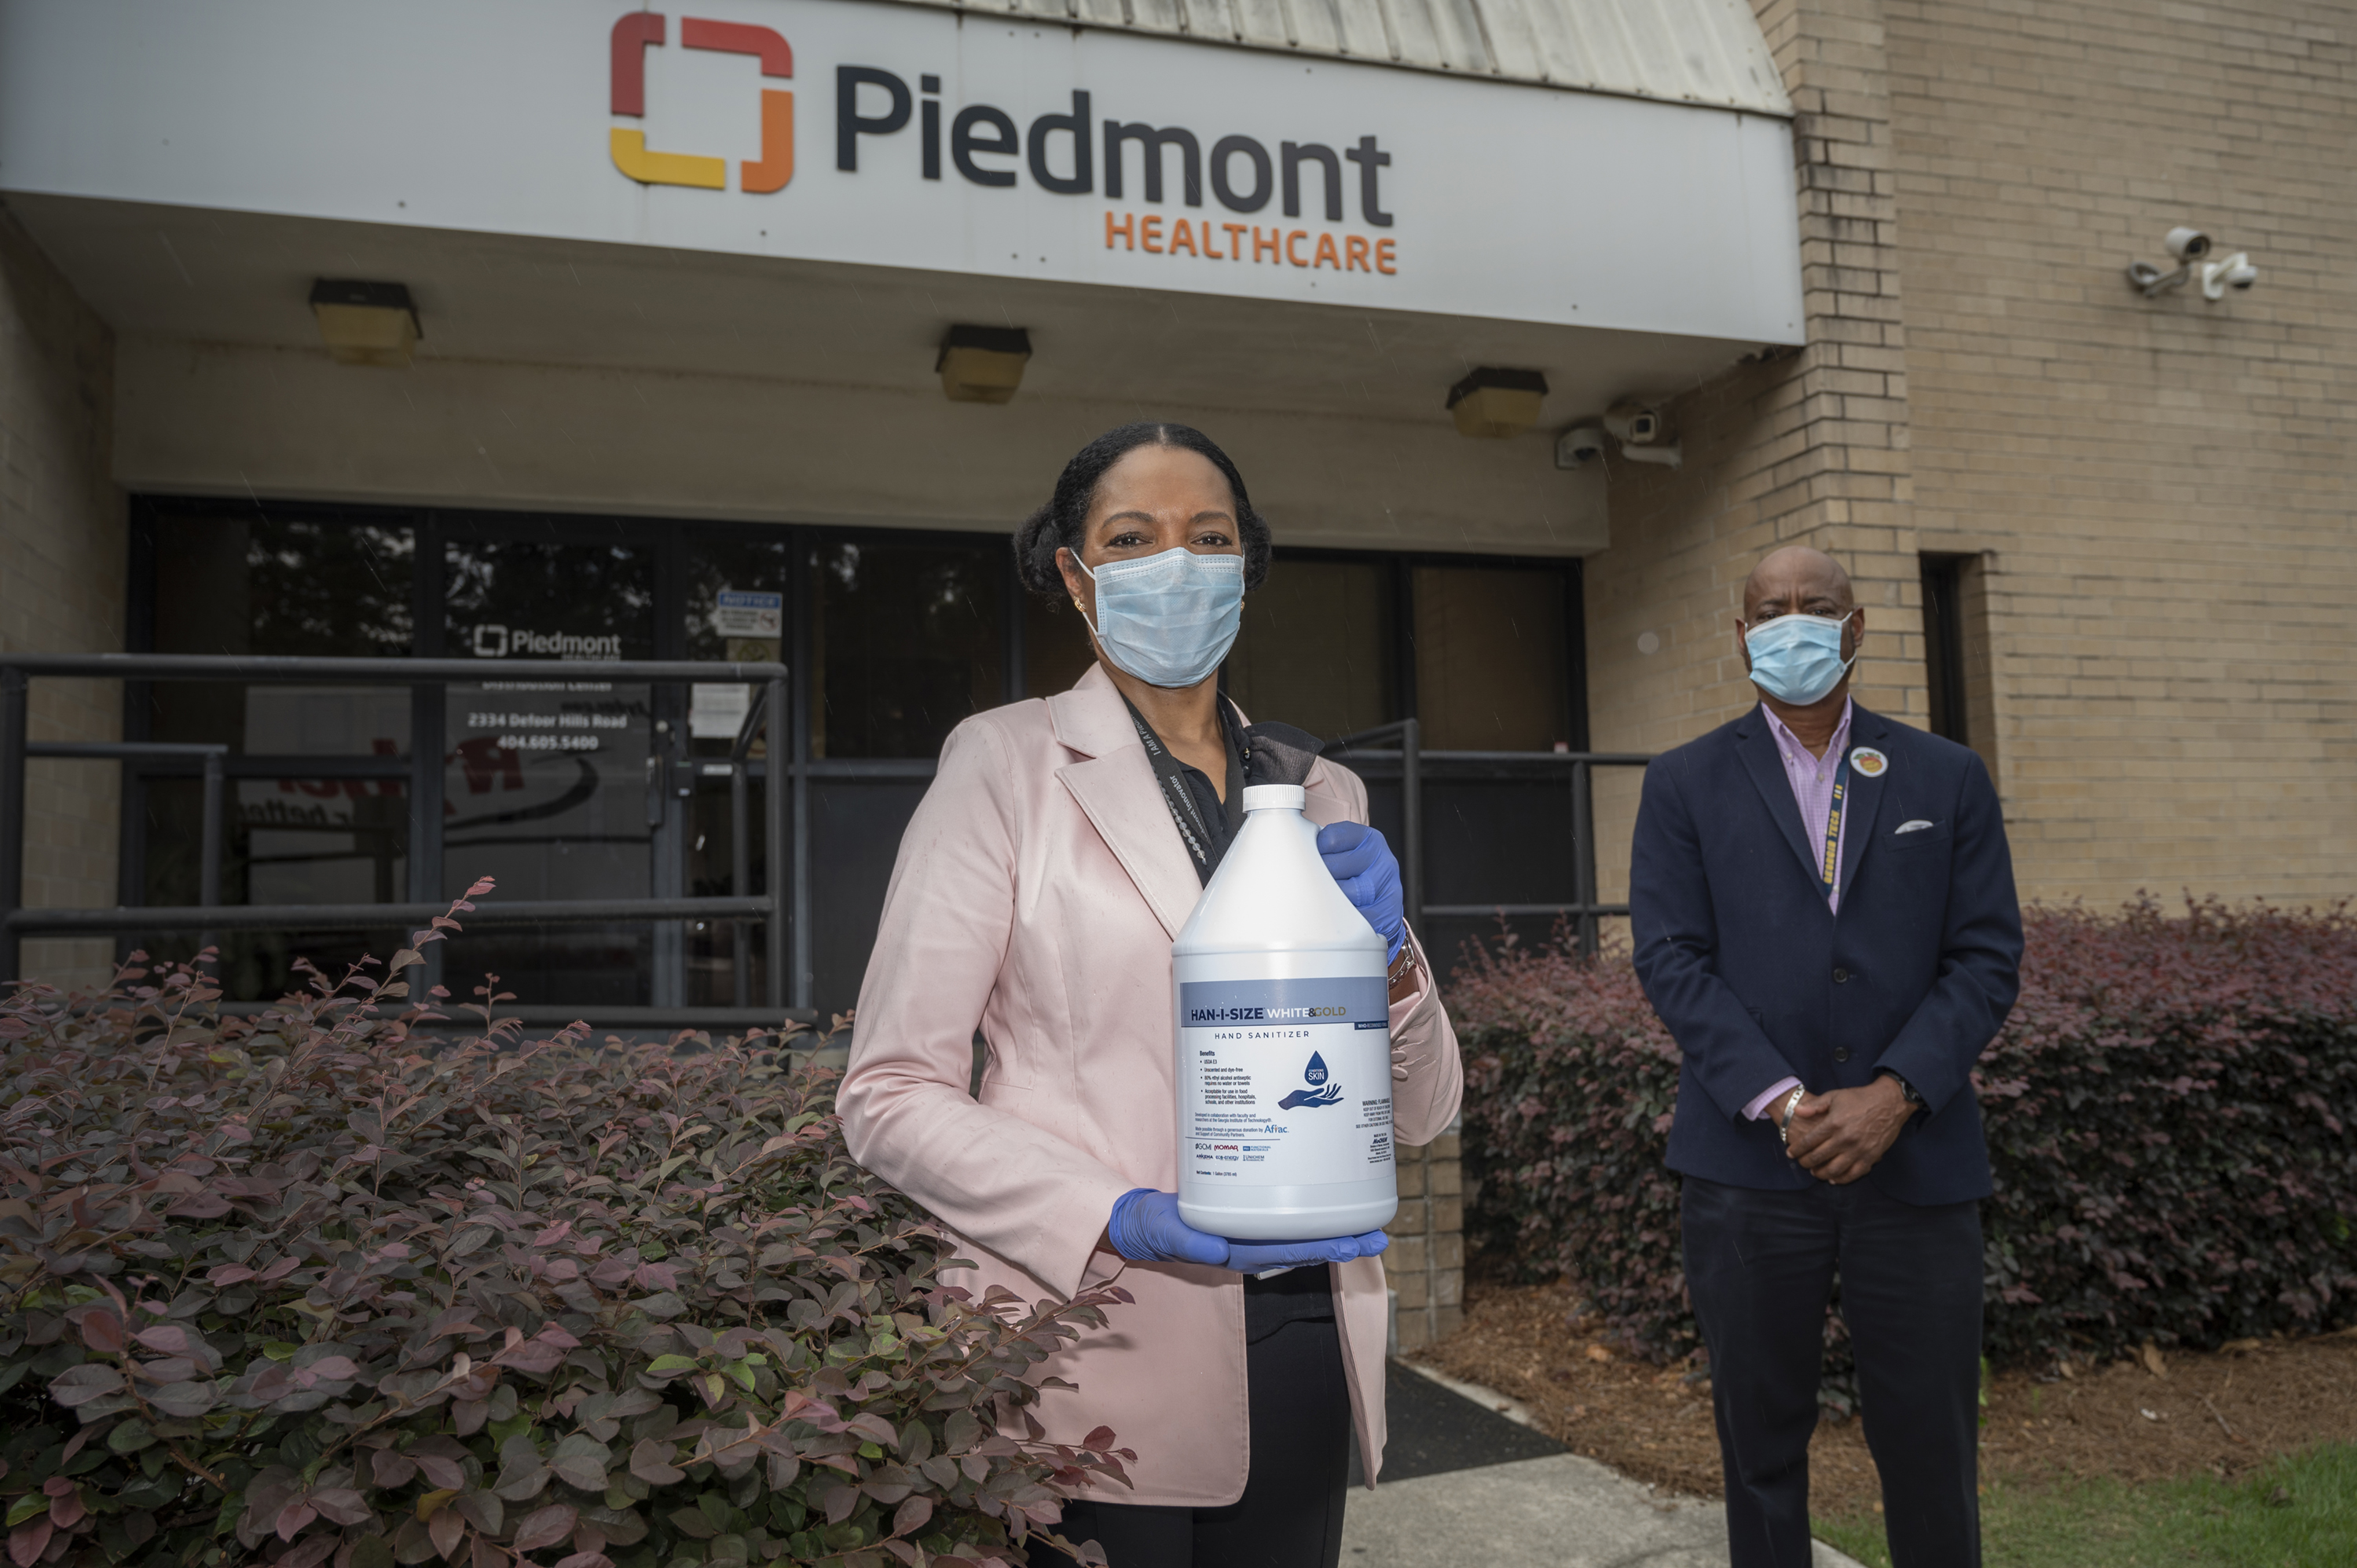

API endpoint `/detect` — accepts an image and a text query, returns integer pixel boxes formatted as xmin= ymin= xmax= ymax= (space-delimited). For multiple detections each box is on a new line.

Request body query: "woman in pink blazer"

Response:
xmin=838 ymin=423 xmax=1462 ymax=1568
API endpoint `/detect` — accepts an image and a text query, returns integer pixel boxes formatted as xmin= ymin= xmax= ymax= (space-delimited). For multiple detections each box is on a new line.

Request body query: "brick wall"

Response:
xmin=0 ymin=205 xmax=125 ymax=987
xmin=1882 ymin=0 xmax=2357 ymax=906
xmin=1585 ymin=0 xmax=2352 ymax=914
xmin=1382 ymin=1127 xmax=1463 ymax=1354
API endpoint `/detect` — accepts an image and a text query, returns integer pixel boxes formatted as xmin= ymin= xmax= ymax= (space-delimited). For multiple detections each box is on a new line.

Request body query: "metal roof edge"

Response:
xmin=857 ymin=0 xmax=1796 ymax=120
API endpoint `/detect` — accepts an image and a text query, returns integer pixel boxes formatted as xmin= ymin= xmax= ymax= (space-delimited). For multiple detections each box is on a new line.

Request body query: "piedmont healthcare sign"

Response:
xmin=0 ymin=0 xmax=1804 ymax=341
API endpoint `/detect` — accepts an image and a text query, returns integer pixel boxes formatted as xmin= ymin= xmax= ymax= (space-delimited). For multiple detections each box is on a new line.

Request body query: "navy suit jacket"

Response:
xmin=1629 ymin=703 xmax=2023 ymax=1204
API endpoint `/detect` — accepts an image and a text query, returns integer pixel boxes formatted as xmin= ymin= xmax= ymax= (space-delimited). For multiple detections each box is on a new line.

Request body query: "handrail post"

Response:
xmin=0 ymin=669 xmax=24 ymax=984
xmin=1401 ymin=716 xmax=1423 ymax=940
xmin=408 ymin=680 xmax=446 ymax=1003
xmin=730 ymin=760 xmax=750 ymax=1009
xmin=198 ymin=746 xmax=223 ymax=969
xmin=1573 ymin=757 xmax=1597 ymax=957
xmin=765 ymin=676 xmax=790 ymax=1012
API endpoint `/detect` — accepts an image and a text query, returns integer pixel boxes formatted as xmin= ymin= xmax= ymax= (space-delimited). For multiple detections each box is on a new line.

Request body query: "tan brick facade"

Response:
xmin=0 ymin=206 xmax=124 ymax=989
xmin=1883 ymin=0 xmax=2357 ymax=905
xmin=1382 ymin=1127 xmax=1464 ymax=1354
xmin=1585 ymin=0 xmax=2355 ymax=914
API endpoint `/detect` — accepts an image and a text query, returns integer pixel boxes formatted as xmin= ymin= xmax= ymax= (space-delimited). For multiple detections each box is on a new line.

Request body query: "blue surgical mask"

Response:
xmin=1745 ymin=611 xmax=1855 ymax=705
xmin=1078 ymin=548 xmax=1245 ymax=688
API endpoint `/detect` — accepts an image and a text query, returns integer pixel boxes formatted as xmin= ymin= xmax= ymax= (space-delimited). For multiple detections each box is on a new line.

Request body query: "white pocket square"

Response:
xmin=1895 ymin=819 xmax=1936 ymax=834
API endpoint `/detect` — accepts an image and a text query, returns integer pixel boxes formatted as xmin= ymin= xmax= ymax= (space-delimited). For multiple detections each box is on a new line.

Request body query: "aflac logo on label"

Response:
xmin=1277 ymin=1051 xmax=1344 ymax=1111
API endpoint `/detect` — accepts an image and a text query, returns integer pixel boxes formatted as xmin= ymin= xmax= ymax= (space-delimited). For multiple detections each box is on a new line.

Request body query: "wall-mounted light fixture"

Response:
xmin=309 ymin=279 xmax=423 ymax=368
xmin=1446 ymin=367 xmax=1549 ymax=439
xmin=2127 ymin=226 xmax=2260 ymax=302
xmin=937 ymin=325 xmax=1032 ymax=404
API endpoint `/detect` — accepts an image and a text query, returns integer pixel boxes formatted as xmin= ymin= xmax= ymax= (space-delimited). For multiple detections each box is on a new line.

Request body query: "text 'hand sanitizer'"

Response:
xmin=1173 ymin=779 xmax=1397 ymax=1241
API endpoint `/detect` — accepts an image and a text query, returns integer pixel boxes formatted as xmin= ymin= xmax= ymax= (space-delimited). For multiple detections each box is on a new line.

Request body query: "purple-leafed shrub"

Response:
xmin=0 ymin=890 xmax=1130 ymax=1568
xmin=1453 ymin=899 xmax=2357 ymax=1374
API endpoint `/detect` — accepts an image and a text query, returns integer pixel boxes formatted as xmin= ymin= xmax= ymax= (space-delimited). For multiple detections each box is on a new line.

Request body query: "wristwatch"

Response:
xmin=1878 ymin=1068 xmax=1925 ymax=1109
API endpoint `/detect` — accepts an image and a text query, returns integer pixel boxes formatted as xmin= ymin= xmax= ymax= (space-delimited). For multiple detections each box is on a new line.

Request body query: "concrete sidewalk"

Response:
xmin=1343 ymin=1364 xmax=1869 ymax=1568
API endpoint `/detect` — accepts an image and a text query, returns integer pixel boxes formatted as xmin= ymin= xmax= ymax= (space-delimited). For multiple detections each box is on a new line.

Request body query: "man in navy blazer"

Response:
xmin=1631 ymin=546 xmax=2022 ymax=1568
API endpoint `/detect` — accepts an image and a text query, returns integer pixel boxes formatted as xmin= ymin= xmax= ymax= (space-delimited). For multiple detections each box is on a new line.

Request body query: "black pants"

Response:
xmin=1681 ymin=1175 xmax=1983 ymax=1568
xmin=1047 ymin=1314 xmax=1351 ymax=1568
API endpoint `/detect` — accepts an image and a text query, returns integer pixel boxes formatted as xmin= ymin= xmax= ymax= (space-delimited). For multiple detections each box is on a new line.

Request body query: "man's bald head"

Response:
xmin=1743 ymin=547 xmax=1854 ymax=623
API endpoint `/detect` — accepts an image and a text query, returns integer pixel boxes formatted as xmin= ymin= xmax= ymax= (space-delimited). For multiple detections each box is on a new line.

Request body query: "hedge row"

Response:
xmin=0 ymin=892 xmax=1128 ymax=1568
xmin=1454 ymin=899 xmax=2357 ymax=1373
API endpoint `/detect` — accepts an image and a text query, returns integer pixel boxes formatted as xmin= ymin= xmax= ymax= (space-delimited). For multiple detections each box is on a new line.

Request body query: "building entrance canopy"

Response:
xmin=0 ymin=0 xmax=1802 ymax=343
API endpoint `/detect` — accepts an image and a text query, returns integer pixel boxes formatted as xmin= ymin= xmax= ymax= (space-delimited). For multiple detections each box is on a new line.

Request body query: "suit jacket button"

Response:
xmin=1834 ymin=1047 xmax=1852 ymax=1063
xmin=1832 ymin=966 xmax=1849 ymax=984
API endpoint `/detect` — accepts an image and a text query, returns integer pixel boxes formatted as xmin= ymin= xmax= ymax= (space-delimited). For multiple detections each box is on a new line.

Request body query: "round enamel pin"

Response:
xmin=1849 ymin=746 xmax=1889 ymax=778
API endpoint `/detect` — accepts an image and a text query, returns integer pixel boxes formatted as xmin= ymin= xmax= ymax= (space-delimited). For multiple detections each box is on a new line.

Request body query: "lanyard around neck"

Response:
xmin=1124 ymin=699 xmax=1241 ymax=885
xmin=1817 ymin=748 xmax=1851 ymax=902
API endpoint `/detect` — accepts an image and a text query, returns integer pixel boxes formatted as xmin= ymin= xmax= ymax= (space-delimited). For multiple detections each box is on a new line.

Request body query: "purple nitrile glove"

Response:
xmin=1107 ymin=1189 xmax=1391 ymax=1272
xmin=1317 ymin=821 xmax=1406 ymax=962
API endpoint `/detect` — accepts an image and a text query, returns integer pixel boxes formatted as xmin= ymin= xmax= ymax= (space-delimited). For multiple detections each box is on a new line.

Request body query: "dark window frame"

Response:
xmin=126 ymin=495 xmax=1591 ymax=1008
xmin=1920 ymin=553 xmax=1970 ymax=747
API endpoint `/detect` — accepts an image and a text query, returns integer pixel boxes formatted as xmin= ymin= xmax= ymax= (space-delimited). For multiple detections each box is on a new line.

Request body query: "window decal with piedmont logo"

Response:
xmin=611 ymin=13 xmax=794 ymax=192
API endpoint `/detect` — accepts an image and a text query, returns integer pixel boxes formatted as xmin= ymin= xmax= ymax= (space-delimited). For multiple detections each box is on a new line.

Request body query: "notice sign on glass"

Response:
xmin=712 ymin=589 xmax=782 ymax=639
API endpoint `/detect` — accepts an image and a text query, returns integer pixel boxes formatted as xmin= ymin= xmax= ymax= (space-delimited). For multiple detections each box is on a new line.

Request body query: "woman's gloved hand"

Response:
xmin=1316 ymin=821 xmax=1406 ymax=962
xmin=1107 ymin=1189 xmax=1390 ymax=1271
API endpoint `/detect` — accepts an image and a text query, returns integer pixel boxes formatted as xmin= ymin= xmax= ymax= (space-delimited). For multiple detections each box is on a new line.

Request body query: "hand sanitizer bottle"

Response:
xmin=1172 ymin=782 xmax=1398 ymax=1241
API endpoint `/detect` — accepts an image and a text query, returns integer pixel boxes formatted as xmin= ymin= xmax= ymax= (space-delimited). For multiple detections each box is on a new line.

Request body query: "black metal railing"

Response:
xmin=0 ymin=654 xmax=1653 ymax=1018
xmin=1326 ymin=717 xmax=1653 ymax=954
xmin=0 ymin=654 xmax=789 ymax=1013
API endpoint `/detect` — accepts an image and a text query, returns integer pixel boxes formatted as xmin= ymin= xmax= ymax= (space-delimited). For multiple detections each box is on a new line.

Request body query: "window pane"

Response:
xmin=1412 ymin=566 xmax=1572 ymax=751
xmin=445 ymin=533 xmax=654 ymax=662
xmin=810 ymin=779 xmax=929 ymax=1011
xmin=812 ymin=538 xmax=1003 ymax=758
xmin=140 ymin=774 xmax=409 ymax=998
xmin=1225 ymin=558 xmax=1395 ymax=740
xmin=150 ymin=511 xmax=414 ymax=753
xmin=684 ymin=534 xmax=790 ymax=757
xmin=1024 ymin=594 xmax=1098 ymax=700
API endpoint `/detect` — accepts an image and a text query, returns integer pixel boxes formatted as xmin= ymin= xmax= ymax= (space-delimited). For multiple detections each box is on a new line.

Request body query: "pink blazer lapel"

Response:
xmin=1050 ymin=668 xmax=1207 ymax=942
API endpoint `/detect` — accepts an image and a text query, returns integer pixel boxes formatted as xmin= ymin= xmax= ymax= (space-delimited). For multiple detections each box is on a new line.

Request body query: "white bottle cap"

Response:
xmin=1239 ymin=784 xmax=1307 ymax=812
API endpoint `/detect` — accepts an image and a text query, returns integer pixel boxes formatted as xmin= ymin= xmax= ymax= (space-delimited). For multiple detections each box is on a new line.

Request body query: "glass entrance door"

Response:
xmin=441 ymin=526 xmax=660 ymax=1005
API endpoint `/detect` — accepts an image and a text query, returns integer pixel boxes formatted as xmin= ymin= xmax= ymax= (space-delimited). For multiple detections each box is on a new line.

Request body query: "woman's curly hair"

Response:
xmin=1014 ymin=422 xmax=1274 ymax=598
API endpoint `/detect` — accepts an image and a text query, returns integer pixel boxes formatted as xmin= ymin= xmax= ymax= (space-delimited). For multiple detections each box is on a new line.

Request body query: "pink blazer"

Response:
xmin=838 ymin=665 xmax=1463 ymax=1508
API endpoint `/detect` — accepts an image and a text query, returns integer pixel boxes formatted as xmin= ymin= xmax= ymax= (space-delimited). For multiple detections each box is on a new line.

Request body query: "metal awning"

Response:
xmin=881 ymin=0 xmax=1793 ymax=115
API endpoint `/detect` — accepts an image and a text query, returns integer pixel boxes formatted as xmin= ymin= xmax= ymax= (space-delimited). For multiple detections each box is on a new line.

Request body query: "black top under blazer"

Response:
xmin=1629 ymin=702 xmax=2024 ymax=1204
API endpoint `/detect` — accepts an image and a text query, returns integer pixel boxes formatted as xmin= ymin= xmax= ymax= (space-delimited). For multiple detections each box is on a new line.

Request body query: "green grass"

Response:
xmin=1814 ymin=1444 xmax=2357 ymax=1568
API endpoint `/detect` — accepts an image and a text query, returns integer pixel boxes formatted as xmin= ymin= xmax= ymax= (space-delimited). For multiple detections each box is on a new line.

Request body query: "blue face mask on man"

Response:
xmin=1744 ymin=610 xmax=1856 ymax=705
xmin=1078 ymin=547 xmax=1245 ymax=688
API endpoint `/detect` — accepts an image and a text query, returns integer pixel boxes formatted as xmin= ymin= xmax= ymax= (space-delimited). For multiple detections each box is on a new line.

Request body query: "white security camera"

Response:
xmin=2129 ymin=226 xmax=2256 ymax=302
xmin=1604 ymin=401 xmax=1666 ymax=445
xmin=2164 ymin=226 xmax=2212 ymax=262
xmin=1589 ymin=401 xmax=1681 ymax=468
xmin=2200 ymin=252 xmax=2257 ymax=301
xmin=1553 ymin=425 xmax=1608 ymax=470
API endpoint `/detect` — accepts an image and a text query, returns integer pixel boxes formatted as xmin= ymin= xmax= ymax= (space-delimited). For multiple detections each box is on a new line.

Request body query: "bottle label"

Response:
xmin=1178 ymin=977 xmax=1394 ymax=1192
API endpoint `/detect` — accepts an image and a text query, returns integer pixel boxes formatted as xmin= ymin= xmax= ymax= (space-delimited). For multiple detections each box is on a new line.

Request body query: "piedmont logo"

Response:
xmin=610 ymin=13 xmax=794 ymax=192
xmin=1277 ymin=1051 xmax=1345 ymax=1111
xmin=471 ymin=625 xmax=625 ymax=660
xmin=603 ymin=13 xmax=1401 ymax=276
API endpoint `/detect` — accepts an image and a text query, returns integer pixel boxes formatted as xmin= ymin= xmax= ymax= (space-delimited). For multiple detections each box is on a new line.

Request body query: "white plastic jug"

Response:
xmin=1172 ymin=782 xmax=1398 ymax=1240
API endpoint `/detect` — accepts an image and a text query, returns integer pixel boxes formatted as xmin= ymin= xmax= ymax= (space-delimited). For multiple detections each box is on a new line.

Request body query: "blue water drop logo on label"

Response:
xmin=1277 ymin=1050 xmax=1345 ymax=1110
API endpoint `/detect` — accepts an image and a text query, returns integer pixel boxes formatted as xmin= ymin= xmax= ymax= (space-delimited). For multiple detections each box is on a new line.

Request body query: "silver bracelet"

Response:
xmin=1776 ymin=1090 xmax=1805 ymax=1146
